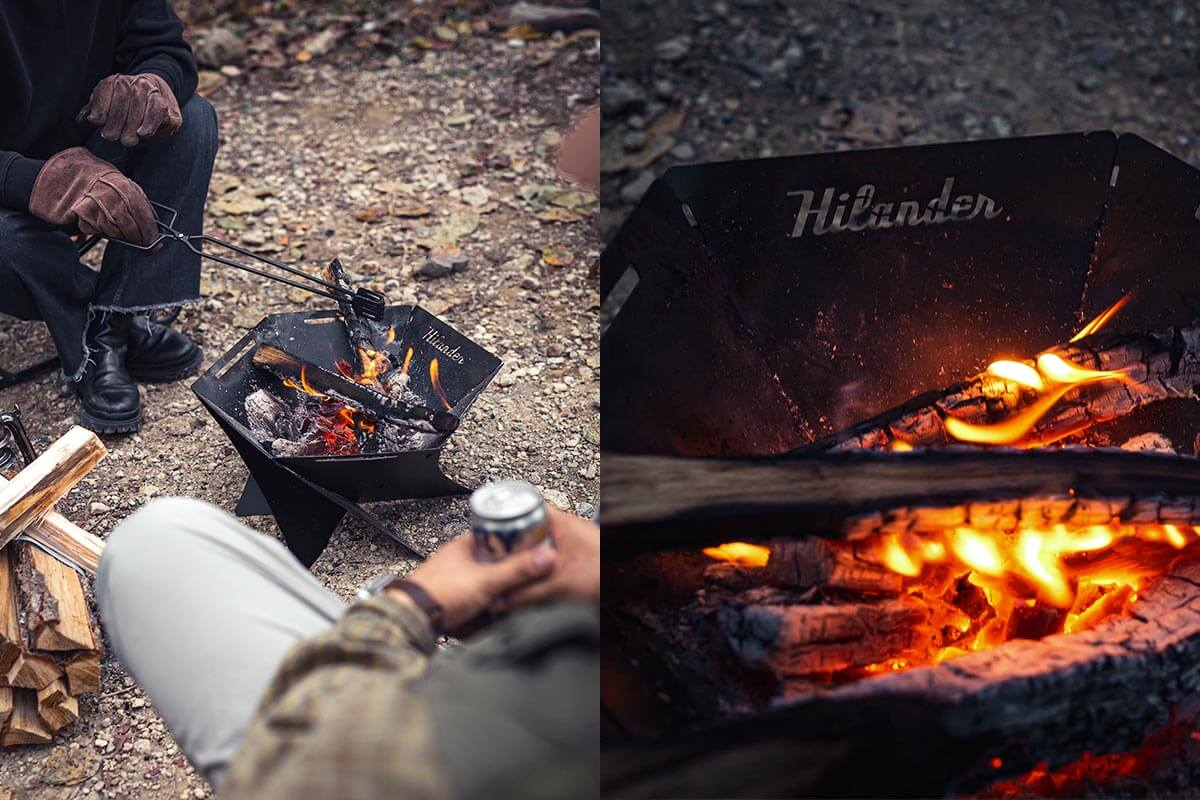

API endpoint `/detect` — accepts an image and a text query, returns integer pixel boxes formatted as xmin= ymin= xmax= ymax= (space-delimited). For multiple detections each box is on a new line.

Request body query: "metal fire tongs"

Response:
xmin=84 ymin=202 xmax=387 ymax=320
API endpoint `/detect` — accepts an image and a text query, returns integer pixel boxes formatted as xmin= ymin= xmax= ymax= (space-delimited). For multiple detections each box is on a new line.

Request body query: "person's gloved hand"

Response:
xmin=80 ymin=74 xmax=182 ymax=147
xmin=29 ymin=147 xmax=158 ymax=246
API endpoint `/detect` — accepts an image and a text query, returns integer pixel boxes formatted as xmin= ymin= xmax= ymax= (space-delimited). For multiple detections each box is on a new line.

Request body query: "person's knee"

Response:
xmin=0 ymin=209 xmax=58 ymax=262
xmin=97 ymin=497 xmax=216 ymax=616
xmin=176 ymin=95 xmax=219 ymax=162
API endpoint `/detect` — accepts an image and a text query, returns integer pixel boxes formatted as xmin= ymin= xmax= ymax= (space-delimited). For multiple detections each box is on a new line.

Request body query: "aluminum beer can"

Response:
xmin=470 ymin=480 xmax=553 ymax=561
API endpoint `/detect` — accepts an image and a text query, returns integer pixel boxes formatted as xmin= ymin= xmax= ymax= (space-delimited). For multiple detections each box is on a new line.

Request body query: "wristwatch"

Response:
xmin=357 ymin=572 xmax=445 ymax=637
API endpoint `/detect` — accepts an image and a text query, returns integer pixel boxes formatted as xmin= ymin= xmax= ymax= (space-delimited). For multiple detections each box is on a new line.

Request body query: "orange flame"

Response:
xmin=429 ymin=358 xmax=453 ymax=411
xmin=387 ymin=327 xmax=396 ymax=344
xmin=944 ymin=298 xmax=1134 ymax=446
xmin=1070 ymin=293 xmax=1131 ymax=342
xmin=401 ymin=347 xmax=414 ymax=376
xmin=702 ymin=542 xmax=771 ymax=568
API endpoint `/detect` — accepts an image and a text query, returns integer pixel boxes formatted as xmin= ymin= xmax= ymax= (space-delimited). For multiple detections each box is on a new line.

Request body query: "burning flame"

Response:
xmin=387 ymin=326 xmax=397 ymax=344
xmin=1069 ymin=294 xmax=1131 ymax=342
xmin=282 ymin=366 xmax=325 ymax=398
xmin=401 ymin=347 xmax=414 ymax=376
xmin=429 ymin=358 xmax=453 ymax=411
xmin=703 ymin=542 xmax=771 ymax=568
xmin=942 ymin=295 xmax=1133 ymax=446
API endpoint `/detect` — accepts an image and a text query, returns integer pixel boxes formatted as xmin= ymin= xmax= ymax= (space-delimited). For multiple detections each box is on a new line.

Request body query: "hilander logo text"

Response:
xmin=786 ymin=177 xmax=1003 ymax=238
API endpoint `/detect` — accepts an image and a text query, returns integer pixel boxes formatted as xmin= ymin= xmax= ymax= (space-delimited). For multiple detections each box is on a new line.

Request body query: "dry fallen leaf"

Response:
xmin=355 ymin=205 xmax=389 ymax=223
xmin=542 ymin=244 xmax=575 ymax=267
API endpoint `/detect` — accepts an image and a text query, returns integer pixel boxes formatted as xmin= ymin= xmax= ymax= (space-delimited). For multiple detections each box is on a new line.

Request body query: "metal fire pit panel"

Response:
xmin=602 ymin=132 xmax=1200 ymax=457
xmin=193 ymin=304 xmax=502 ymax=564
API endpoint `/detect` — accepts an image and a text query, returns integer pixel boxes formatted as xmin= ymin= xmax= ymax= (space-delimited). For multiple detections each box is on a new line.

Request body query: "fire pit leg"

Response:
xmin=213 ymin=415 xmax=346 ymax=566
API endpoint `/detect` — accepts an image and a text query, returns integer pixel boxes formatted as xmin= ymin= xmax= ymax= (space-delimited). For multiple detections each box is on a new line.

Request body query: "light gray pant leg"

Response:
xmin=96 ymin=497 xmax=347 ymax=789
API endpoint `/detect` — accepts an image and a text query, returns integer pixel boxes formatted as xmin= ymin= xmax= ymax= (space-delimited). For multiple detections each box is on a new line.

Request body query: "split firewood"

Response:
xmin=0 ymin=469 xmax=103 ymax=574
xmin=814 ymin=325 xmax=1200 ymax=451
xmin=0 ymin=687 xmax=10 ymax=730
xmin=704 ymin=539 xmax=902 ymax=595
xmin=63 ymin=652 xmax=101 ymax=696
xmin=36 ymin=679 xmax=78 ymax=731
xmin=1 ymin=689 xmax=50 ymax=746
xmin=714 ymin=590 xmax=932 ymax=676
xmin=0 ymin=550 xmax=19 ymax=676
xmin=6 ymin=652 xmax=61 ymax=691
xmin=14 ymin=542 xmax=97 ymax=652
xmin=0 ymin=426 xmax=106 ymax=551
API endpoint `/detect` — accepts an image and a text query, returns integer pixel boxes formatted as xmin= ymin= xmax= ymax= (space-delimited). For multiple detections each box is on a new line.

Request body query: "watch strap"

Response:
xmin=387 ymin=578 xmax=445 ymax=638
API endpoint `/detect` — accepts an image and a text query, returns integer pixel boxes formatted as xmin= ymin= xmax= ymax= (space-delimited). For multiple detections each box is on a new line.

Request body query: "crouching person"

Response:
xmin=96 ymin=497 xmax=599 ymax=798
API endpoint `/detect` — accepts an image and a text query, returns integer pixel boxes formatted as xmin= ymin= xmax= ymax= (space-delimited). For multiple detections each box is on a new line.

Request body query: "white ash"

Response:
xmin=1120 ymin=433 xmax=1176 ymax=453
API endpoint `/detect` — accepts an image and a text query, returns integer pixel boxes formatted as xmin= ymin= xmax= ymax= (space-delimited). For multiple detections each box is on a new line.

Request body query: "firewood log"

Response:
xmin=1 ymin=689 xmax=50 ymax=746
xmin=704 ymin=539 xmax=903 ymax=595
xmin=13 ymin=542 xmax=97 ymax=652
xmin=606 ymin=558 xmax=1200 ymax=798
xmin=715 ymin=592 xmax=932 ymax=676
xmin=0 ymin=550 xmax=19 ymax=676
xmin=0 ymin=426 xmax=106 ymax=551
xmin=0 ymin=472 xmax=102 ymax=574
xmin=323 ymin=258 xmax=389 ymax=358
xmin=814 ymin=326 xmax=1200 ymax=451
xmin=0 ymin=688 xmax=10 ymax=731
xmin=36 ymin=679 xmax=78 ymax=732
xmin=602 ymin=449 xmax=1200 ymax=557
xmin=7 ymin=653 xmax=62 ymax=691
xmin=63 ymin=652 xmax=101 ymax=696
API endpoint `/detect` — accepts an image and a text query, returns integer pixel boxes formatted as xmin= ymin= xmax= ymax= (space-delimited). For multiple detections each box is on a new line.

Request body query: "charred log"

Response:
xmin=602 ymin=449 xmax=1200 ymax=558
xmin=604 ymin=559 xmax=1200 ymax=798
xmin=814 ymin=326 xmax=1200 ymax=451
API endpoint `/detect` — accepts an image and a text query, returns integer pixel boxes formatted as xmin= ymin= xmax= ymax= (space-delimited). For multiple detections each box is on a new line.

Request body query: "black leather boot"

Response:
xmin=73 ymin=312 xmax=142 ymax=434
xmin=126 ymin=316 xmax=203 ymax=383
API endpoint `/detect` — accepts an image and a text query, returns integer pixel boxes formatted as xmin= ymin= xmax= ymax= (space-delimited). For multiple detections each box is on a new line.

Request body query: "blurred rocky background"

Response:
xmin=601 ymin=0 xmax=1200 ymax=239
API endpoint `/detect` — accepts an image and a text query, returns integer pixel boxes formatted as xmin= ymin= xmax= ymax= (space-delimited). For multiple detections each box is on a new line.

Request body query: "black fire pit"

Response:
xmin=601 ymin=132 xmax=1200 ymax=797
xmin=193 ymin=304 xmax=501 ymax=565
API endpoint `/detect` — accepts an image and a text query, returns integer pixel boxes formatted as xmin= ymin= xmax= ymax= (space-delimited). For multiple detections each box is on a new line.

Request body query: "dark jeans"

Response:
xmin=0 ymin=95 xmax=218 ymax=380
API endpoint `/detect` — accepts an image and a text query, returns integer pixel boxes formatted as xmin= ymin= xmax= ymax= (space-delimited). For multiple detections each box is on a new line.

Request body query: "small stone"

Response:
xmin=417 ymin=252 xmax=468 ymax=279
xmin=620 ymin=170 xmax=655 ymax=205
xmin=655 ymin=36 xmax=691 ymax=63
xmin=519 ymin=275 xmax=541 ymax=291
xmin=575 ymin=502 xmax=596 ymax=518
xmin=653 ymin=80 xmax=675 ymax=99
xmin=670 ymin=142 xmax=696 ymax=161
xmin=600 ymin=80 xmax=646 ymax=117
xmin=542 ymin=488 xmax=570 ymax=510
xmin=989 ymin=115 xmax=1013 ymax=137
xmin=89 ymin=501 xmax=111 ymax=515
xmin=622 ymin=130 xmax=647 ymax=151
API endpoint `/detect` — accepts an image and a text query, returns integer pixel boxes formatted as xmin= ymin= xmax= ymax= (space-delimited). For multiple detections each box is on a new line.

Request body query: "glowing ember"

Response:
xmin=703 ymin=542 xmax=771 ymax=568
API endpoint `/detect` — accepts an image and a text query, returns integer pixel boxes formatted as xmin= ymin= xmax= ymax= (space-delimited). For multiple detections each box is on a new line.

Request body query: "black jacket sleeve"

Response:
xmin=0 ymin=152 xmax=44 ymax=211
xmin=115 ymin=0 xmax=198 ymax=105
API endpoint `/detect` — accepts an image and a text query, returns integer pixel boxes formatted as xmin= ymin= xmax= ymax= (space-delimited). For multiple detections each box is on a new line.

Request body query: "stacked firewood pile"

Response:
xmin=0 ymin=426 xmax=107 ymax=745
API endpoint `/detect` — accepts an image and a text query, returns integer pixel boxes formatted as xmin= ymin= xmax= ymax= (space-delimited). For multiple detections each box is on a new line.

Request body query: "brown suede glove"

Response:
xmin=29 ymin=148 xmax=158 ymax=246
xmin=80 ymin=73 xmax=183 ymax=147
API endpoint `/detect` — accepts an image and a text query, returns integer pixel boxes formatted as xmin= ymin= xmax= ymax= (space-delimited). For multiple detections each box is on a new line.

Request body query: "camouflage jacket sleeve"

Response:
xmin=221 ymin=594 xmax=453 ymax=800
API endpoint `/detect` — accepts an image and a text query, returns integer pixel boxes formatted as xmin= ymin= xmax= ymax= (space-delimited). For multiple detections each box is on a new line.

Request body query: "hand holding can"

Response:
xmin=470 ymin=480 xmax=554 ymax=562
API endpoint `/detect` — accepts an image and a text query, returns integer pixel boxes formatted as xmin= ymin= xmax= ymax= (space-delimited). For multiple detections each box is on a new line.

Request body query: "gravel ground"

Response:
xmin=0 ymin=13 xmax=599 ymax=798
xmin=601 ymin=0 xmax=1200 ymax=239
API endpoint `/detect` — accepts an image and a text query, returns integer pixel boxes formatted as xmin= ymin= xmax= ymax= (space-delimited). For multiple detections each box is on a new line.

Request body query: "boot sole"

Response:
xmin=128 ymin=348 xmax=204 ymax=384
xmin=78 ymin=406 xmax=143 ymax=435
